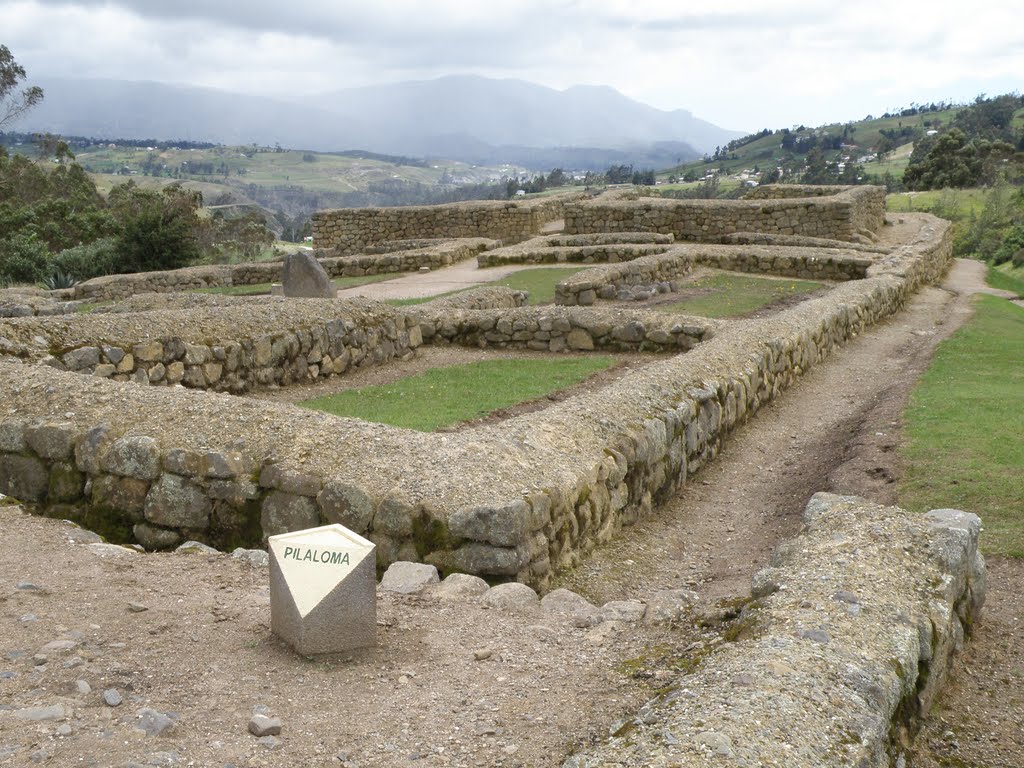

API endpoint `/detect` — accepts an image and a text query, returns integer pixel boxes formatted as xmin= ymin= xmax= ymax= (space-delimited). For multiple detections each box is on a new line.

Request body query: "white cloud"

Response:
xmin=3 ymin=0 xmax=1022 ymax=132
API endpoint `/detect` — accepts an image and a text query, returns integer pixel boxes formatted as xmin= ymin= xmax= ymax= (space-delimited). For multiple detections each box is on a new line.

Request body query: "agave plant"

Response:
xmin=41 ymin=270 xmax=79 ymax=291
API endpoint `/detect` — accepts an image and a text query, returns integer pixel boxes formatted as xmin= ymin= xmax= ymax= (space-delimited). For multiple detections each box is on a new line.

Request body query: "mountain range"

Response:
xmin=17 ymin=75 xmax=742 ymax=170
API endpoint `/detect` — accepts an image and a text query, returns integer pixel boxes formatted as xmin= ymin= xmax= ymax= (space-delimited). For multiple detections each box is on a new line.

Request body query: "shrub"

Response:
xmin=0 ymin=232 xmax=50 ymax=284
xmin=50 ymin=237 xmax=122 ymax=281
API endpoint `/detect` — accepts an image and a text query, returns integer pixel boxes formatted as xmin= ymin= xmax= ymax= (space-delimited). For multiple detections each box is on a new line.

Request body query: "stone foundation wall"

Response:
xmin=477 ymin=241 xmax=672 ymax=267
xmin=69 ymin=240 xmax=496 ymax=303
xmin=564 ymin=186 xmax=886 ymax=243
xmin=0 ymin=300 xmax=421 ymax=394
xmin=312 ymin=193 xmax=582 ymax=253
xmin=0 ymin=216 xmax=952 ymax=587
xmin=565 ymin=493 xmax=985 ymax=768
xmin=417 ymin=305 xmax=716 ymax=353
xmin=554 ymin=250 xmax=695 ymax=306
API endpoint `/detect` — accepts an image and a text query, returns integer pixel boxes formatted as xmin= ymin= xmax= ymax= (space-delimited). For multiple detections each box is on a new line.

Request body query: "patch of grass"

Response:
xmin=492 ymin=267 xmax=588 ymax=305
xmin=988 ymin=263 xmax=1024 ymax=296
xmin=384 ymin=266 xmax=588 ymax=307
xmin=886 ymin=188 xmax=989 ymax=220
xmin=899 ymin=295 xmax=1024 ymax=556
xmin=298 ymin=356 xmax=615 ymax=431
xmin=197 ymin=273 xmax=397 ymax=296
xmin=656 ymin=273 xmax=823 ymax=318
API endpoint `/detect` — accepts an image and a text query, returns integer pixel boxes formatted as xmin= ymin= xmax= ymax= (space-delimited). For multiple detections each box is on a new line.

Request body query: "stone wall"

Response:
xmin=69 ymin=240 xmax=496 ymax=303
xmin=311 ymin=193 xmax=582 ymax=253
xmin=416 ymin=305 xmax=716 ymax=353
xmin=564 ymin=186 xmax=886 ymax=243
xmin=0 ymin=215 xmax=953 ymax=587
xmin=0 ymin=299 xmax=421 ymax=394
xmin=565 ymin=493 xmax=985 ymax=767
xmin=552 ymin=243 xmax=873 ymax=306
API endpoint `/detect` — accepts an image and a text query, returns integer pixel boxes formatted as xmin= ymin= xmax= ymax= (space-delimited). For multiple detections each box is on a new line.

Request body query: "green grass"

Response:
xmin=493 ymin=267 xmax=588 ymax=304
xmin=196 ymin=273 xmax=397 ymax=296
xmin=656 ymin=274 xmax=824 ymax=318
xmin=298 ymin=356 xmax=616 ymax=431
xmin=886 ymin=188 xmax=989 ymax=220
xmin=384 ymin=266 xmax=588 ymax=307
xmin=899 ymin=295 xmax=1024 ymax=556
xmin=987 ymin=263 xmax=1024 ymax=296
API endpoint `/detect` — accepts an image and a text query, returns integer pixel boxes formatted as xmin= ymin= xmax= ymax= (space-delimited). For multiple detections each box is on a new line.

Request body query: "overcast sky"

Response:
xmin=4 ymin=0 xmax=1022 ymax=132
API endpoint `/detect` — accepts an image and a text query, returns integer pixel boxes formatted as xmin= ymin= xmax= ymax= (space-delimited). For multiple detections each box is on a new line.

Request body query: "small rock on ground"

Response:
xmin=482 ymin=583 xmax=539 ymax=611
xmin=379 ymin=562 xmax=439 ymax=595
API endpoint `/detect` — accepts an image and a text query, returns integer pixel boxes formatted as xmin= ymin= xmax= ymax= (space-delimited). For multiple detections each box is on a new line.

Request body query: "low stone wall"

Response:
xmin=477 ymin=241 xmax=672 ymax=267
xmin=312 ymin=193 xmax=583 ymax=253
xmin=565 ymin=186 xmax=886 ymax=243
xmin=0 ymin=216 xmax=952 ymax=586
xmin=565 ymin=493 xmax=985 ymax=768
xmin=0 ymin=299 xmax=421 ymax=393
xmin=69 ymin=240 xmax=498 ymax=302
xmin=417 ymin=305 xmax=716 ymax=353
xmin=554 ymin=249 xmax=695 ymax=306
xmin=745 ymin=183 xmax=852 ymax=199
xmin=721 ymin=230 xmax=890 ymax=254
xmin=553 ymin=243 xmax=873 ymax=307
xmin=425 ymin=286 xmax=529 ymax=310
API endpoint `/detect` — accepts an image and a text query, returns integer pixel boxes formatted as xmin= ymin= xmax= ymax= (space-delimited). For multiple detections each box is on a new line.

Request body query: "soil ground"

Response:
xmin=1 ymin=255 xmax=1021 ymax=767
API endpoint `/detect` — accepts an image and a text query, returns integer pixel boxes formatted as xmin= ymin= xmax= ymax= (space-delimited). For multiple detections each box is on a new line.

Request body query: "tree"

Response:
xmin=0 ymin=45 xmax=44 ymax=130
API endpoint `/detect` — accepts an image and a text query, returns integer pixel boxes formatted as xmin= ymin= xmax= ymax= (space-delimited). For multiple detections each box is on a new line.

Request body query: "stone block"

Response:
xmin=269 ymin=524 xmax=376 ymax=654
xmin=448 ymin=500 xmax=530 ymax=547
xmin=282 ymin=252 xmax=335 ymax=298
xmin=317 ymin=480 xmax=375 ymax=533
xmin=25 ymin=422 xmax=77 ymax=460
xmin=0 ymin=454 xmax=49 ymax=502
xmin=91 ymin=475 xmax=150 ymax=517
xmin=103 ymin=436 xmax=161 ymax=480
xmin=144 ymin=474 xmax=211 ymax=529
xmin=261 ymin=491 xmax=320 ymax=539
xmin=133 ymin=523 xmax=181 ymax=550
xmin=380 ymin=561 xmax=439 ymax=594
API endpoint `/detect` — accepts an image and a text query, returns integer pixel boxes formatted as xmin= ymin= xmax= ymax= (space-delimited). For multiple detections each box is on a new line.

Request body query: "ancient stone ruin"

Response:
xmin=0 ymin=184 xmax=982 ymax=765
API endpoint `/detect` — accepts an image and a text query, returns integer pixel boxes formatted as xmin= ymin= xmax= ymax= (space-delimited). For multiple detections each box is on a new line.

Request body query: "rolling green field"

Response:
xmin=657 ymin=274 xmax=824 ymax=318
xmin=299 ymin=356 xmax=616 ymax=431
xmin=899 ymin=294 xmax=1024 ymax=556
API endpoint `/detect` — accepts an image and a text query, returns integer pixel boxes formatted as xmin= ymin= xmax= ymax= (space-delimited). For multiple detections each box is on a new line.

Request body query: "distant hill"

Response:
xmin=17 ymin=75 xmax=742 ymax=169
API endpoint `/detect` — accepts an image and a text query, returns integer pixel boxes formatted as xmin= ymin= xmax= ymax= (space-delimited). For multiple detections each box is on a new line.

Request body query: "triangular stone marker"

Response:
xmin=268 ymin=524 xmax=376 ymax=654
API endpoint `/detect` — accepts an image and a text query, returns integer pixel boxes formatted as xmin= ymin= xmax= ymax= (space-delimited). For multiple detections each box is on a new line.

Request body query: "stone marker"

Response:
xmin=281 ymin=252 xmax=335 ymax=298
xmin=268 ymin=524 xmax=376 ymax=654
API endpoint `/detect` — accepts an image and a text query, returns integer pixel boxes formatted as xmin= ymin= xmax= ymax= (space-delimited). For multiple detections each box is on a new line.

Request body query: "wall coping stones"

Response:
xmin=564 ymin=492 xmax=985 ymax=767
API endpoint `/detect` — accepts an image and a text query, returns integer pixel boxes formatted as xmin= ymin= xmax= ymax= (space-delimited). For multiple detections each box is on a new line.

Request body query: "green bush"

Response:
xmin=50 ymin=237 xmax=122 ymax=281
xmin=0 ymin=232 xmax=50 ymax=284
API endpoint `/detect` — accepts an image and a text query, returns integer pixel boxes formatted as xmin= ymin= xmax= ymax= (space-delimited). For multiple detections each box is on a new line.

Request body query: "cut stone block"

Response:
xmin=282 ymin=253 xmax=335 ymax=298
xmin=268 ymin=524 xmax=376 ymax=655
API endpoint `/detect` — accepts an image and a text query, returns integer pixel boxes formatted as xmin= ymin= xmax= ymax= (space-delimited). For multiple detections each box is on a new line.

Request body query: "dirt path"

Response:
xmin=336 ymin=261 xmax=568 ymax=301
xmin=2 ymin=259 xmax=1018 ymax=767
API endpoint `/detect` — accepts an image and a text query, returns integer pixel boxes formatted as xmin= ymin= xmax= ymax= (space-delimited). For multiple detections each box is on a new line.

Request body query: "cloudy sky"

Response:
xmin=4 ymin=0 xmax=1022 ymax=131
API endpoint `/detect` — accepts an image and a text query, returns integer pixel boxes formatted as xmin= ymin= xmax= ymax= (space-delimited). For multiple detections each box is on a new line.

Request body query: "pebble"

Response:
xmin=16 ymin=582 xmax=44 ymax=591
xmin=379 ymin=562 xmax=440 ymax=595
xmin=599 ymin=599 xmax=647 ymax=623
xmin=128 ymin=603 xmax=149 ymax=613
xmin=248 ymin=714 xmax=283 ymax=737
xmin=56 ymin=724 xmax=73 ymax=737
xmin=175 ymin=540 xmax=220 ymax=555
xmin=76 ymin=680 xmax=92 ymax=695
xmin=40 ymin=639 xmax=79 ymax=653
xmin=19 ymin=613 xmax=38 ymax=623
xmin=481 ymin=583 xmax=539 ymax=611
xmin=62 ymin=656 xmax=84 ymax=669
xmin=135 ymin=708 xmax=176 ymax=736
xmin=472 ymin=648 xmax=493 ymax=661
xmin=103 ymin=688 xmax=123 ymax=707
xmin=230 ymin=548 xmax=269 ymax=568
xmin=257 ymin=735 xmax=282 ymax=750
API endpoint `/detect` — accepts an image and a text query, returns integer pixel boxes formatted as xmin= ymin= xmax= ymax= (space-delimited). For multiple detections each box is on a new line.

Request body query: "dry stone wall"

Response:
xmin=565 ymin=493 xmax=985 ymax=767
xmin=0 ymin=215 xmax=952 ymax=589
xmin=416 ymin=305 xmax=716 ymax=353
xmin=565 ymin=185 xmax=886 ymax=243
xmin=69 ymin=240 xmax=496 ymax=303
xmin=312 ymin=193 xmax=582 ymax=253
xmin=0 ymin=299 xmax=421 ymax=394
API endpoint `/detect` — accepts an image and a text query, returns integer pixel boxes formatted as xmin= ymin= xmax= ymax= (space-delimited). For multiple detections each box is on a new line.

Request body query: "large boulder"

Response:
xmin=282 ymin=253 xmax=335 ymax=298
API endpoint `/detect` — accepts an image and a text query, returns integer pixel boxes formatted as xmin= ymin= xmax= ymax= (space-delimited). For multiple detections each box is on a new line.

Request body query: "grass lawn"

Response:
xmin=987 ymin=263 xmax=1024 ymax=296
xmin=386 ymin=267 xmax=588 ymax=307
xmin=899 ymin=295 xmax=1024 ymax=556
xmin=196 ymin=273 xmax=397 ymax=296
xmin=656 ymin=273 xmax=824 ymax=318
xmin=298 ymin=356 xmax=615 ymax=431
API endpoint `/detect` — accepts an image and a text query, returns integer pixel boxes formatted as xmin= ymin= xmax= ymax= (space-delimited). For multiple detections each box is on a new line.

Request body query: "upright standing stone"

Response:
xmin=268 ymin=524 xmax=376 ymax=654
xmin=282 ymin=252 xmax=336 ymax=298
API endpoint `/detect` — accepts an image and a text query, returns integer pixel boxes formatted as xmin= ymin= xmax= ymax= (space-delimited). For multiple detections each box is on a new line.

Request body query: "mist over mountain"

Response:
xmin=18 ymin=75 xmax=742 ymax=169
